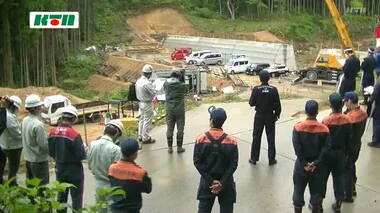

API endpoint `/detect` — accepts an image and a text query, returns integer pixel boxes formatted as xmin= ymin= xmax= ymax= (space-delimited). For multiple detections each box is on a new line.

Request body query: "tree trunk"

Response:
xmin=1 ymin=3 xmax=14 ymax=87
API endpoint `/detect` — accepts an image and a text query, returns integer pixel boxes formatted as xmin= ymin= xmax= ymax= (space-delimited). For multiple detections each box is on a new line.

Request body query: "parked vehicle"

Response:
xmin=185 ymin=50 xmax=212 ymax=64
xmin=230 ymin=53 xmax=245 ymax=59
xmin=263 ymin=64 xmax=290 ymax=77
xmin=42 ymin=95 xmax=110 ymax=126
xmin=194 ymin=53 xmax=223 ymax=66
xmin=224 ymin=58 xmax=250 ymax=74
xmin=171 ymin=48 xmax=192 ymax=60
xmin=246 ymin=63 xmax=270 ymax=75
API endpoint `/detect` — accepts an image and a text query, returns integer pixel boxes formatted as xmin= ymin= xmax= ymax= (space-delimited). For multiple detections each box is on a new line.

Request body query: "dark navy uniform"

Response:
xmin=321 ymin=106 xmax=352 ymax=205
xmin=361 ymin=54 xmax=376 ymax=88
xmin=369 ymin=83 xmax=380 ymax=147
xmin=48 ymin=125 xmax=86 ymax=212
xmin=194 ymin=108 xmax=238 ymax=213
xmin=108 ymin=138 xmax=152 ymax=213
xmin=292 ymin=101 xmax=331 ymax=213
xmin=340 ymin=54 xmax=361 ymax=96
xmin=249 ymin=71 xmax=281 ymax=164
xmin=343 ymin=101 xmax=367 ymax=199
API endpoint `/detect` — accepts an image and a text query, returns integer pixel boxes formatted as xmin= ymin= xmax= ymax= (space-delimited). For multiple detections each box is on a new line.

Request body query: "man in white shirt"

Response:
xmin=135 ymin=64 xmax=157 ymax=145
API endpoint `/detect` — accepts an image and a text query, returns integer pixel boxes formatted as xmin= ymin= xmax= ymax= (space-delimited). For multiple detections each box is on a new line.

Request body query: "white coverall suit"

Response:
xmin=135 ymin=75 xmax=156 ymax=141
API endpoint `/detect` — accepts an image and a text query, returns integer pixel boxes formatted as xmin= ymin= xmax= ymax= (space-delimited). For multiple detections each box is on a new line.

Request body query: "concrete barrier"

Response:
xmin=163 ymin=35 xmax=298 ymax=71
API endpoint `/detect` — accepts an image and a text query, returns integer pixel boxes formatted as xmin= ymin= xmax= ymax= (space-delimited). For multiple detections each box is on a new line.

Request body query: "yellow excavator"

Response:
xmin=294 ymin=0 xmax=357 ymax=83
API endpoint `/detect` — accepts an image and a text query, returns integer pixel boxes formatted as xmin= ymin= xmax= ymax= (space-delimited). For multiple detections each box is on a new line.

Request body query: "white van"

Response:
xmin=185 ymin=50 xmax=212 ymax=64
xmin=224 ymin=58 xmax=250 ymax=74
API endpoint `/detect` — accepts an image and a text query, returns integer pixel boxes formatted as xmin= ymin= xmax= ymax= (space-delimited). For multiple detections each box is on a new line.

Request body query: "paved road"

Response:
xmin=49 ymin=100 xmax=380 ymax=212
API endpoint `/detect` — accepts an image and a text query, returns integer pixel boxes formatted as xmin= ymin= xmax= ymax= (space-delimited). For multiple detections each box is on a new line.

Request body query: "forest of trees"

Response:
xmin=0 ymin=0 xmax=378 ymax=89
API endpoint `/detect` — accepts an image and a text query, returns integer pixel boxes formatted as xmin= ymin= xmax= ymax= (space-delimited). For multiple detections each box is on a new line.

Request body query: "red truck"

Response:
xmin=171 ymin=48 xmax=192 ymax=60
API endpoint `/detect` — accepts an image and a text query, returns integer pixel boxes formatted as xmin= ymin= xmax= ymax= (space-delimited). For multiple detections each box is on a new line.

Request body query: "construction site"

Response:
xmin=1 ymin=0 xmax=380 ymax=211
xmin=1 ymin=6 xmax=374 ymax=140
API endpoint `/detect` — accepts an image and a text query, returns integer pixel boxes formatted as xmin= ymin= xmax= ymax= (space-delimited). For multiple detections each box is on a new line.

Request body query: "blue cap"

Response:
xmin=210 ymin=108 xmax=227 ymax=127
xmin=343 ymin=91 xmax=358 ymax=103
xmin=120 ymin=138 xmax=139 ymax=155
xmin=328 ymin=93 xmax=343 ymax=107
xmin=305 ymin=100 xmax=318 ymax=115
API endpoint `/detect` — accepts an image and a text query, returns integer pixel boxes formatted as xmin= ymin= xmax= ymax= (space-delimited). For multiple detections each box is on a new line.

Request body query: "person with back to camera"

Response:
xmin=319 ymin=93 xmax=352 ymax=212
xmin=342 ymin=91 xmax=367 ymax=202
xmin=108 ymin=138 xmax=152 ymax=213
xmin=86 ymin=119 xmax=124 ymax=213
xmin=22 ymin=94 xmax=50 ymax=186
xmin=249 ymin=70 xmax=281 ymax=166
xmin=292 ymin=100 xmax=331 ymax=213
xmin=0 ymin=95 xmax=23 ymax=186
xmin=193 ymin=107 xmax=238 ymax=213
xmin=48 ymin=105 xmax=86 ymax=213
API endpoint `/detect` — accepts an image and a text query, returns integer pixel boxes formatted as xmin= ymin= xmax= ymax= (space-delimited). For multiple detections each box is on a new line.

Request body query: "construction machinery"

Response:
xmin=293 ymin=0 xmax=356 ymax=84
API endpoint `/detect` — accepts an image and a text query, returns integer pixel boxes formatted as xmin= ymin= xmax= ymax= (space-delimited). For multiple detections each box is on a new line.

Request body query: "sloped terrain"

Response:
xmin=87 ymin=75 xmax=131 ymax=93
xmin=127 ymin=8 xmax=282 ymax=43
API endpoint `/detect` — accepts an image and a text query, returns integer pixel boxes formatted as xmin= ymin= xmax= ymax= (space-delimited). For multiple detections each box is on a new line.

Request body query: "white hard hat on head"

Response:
xmin=106 ymin=119 xmax=124 ymax=133
xmin=142 ymin=64 xmax=153 ymax=73
xmin=61 ymin=105 xmax=78 ymax=118
xmin=25 ymin=94 xmax=43 ymax=108
xmin=9 ymin=95 xmax=22 ymax=109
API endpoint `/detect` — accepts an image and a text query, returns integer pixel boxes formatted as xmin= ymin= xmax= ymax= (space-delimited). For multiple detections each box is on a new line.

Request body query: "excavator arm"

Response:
xmin=324 ymin=0 xmax=355 ymax=56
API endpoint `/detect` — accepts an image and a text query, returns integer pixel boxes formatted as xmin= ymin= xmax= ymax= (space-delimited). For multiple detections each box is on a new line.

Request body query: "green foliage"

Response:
xmin=192 ymin=7 xmax=215 ymax=19
xmin=285 ymin=14 xmax=317 ymax=42
xmin=0 ymin=178 xmax=124 ymax=213
xmin=108 ymin=89 xmax=129 ymax=100
xmin=58 ymin=55 xmax=100 ymax=100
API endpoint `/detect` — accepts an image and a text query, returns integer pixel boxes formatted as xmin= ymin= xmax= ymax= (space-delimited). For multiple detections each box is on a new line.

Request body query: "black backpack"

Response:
xmin=127 ymin=83 xmax=139 ymax=102
xmin=0 ymin=107 xmax=6 ymax=136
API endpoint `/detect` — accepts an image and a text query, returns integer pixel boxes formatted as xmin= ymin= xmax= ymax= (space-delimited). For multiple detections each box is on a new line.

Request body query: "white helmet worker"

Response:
xmin=25 ymin=94 xmax=43 ymax=108
xmin=106 ymin=119 xmax=124 ymax=135
xmin=142 ymin=64 xmax=153 ymax=73
xmin=8 ymin=95 xmax=22 ymax=109
xmin=61 ymin=105 xmax=78 ymax=123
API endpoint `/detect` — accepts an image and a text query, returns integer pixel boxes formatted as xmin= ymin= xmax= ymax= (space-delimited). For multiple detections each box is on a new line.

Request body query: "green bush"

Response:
xmin=108 ymin=89 xmax=129 ymax=100
xmin=285 ymin=14 xmax=317 ymax=42
xmin=194 ymin=7 xmax=214 ymax=19
xmin=0 ymin=178 xmax=124 ymax=213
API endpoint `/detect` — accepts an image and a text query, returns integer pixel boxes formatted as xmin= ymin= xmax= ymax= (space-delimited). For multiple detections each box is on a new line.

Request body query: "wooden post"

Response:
xmin=83 ymin=108 xmax=88 ymax=146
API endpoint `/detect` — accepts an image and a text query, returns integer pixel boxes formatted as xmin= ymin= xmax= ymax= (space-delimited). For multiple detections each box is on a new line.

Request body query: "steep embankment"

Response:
xmin=127 ymin=8 xmax=283 ymax=43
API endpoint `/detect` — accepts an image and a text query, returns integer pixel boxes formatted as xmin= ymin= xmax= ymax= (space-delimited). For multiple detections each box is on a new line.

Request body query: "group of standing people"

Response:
xmin=1 ymin=52 xmax=379 ymax=213
xmin=0 ymin=93 xmax=152 ymax=213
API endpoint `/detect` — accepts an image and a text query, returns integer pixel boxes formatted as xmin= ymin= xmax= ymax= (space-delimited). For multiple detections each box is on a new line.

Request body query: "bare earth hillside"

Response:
xmin=127 ymin=8 xmax=283 ymax=43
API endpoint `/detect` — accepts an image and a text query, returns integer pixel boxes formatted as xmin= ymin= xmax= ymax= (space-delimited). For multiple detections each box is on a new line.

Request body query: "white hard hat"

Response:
xmin=142 ymin=64 xmax=153 ymax=73
xmin=9 ymin=95 xmax=22 ymax=109
xmin=344 ymin=48 xmax=353 ymax=54
xmin=61 ymin=105 xmax=78 ymax=118
xmin=25 ymin=94 xmax=43 ymax=108
xmin=106 ymin=119 xmax=124 ymax=133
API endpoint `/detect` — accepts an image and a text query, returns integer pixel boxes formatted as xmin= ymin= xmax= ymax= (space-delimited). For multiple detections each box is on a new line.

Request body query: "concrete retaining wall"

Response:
xmin=163 ymin=35 xmax=298 ymax=71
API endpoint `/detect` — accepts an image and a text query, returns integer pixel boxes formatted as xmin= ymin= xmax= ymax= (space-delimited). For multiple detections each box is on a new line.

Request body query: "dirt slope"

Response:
xmin=0 ymin=87 xmax=87 ymax=118
xmin=87 ymin=75 xmax=131 ymax=93
xmin=127 ymin=8 xmax=282 ymax=43
xmin=107 ymin=55 xmax=172 ymax=82
xmin=0 ymin=87 xmax=87 ymax=104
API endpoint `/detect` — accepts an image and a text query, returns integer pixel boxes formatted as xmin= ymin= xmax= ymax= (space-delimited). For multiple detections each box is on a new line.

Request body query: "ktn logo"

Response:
xmin=30 ymin=12 xmax=79 ymax=29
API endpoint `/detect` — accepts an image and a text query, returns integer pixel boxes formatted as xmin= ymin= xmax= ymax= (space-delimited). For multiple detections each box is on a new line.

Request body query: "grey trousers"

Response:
xmin=26 ymin=161 xmax=50 ymax=185
xmin=166 ymin=113 xmax=185 ymax=147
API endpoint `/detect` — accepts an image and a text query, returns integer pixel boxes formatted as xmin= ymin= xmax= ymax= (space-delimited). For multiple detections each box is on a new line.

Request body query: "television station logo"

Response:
xmin=30 ymin=12 xmax=79 ymax=29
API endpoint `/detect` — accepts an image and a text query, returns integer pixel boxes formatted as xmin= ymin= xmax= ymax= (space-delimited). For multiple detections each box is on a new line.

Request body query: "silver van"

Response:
xmin=185 ymin=50 xmax=212 ymax=64
xmin=194 ymin=53 xmax=223 ymax=65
